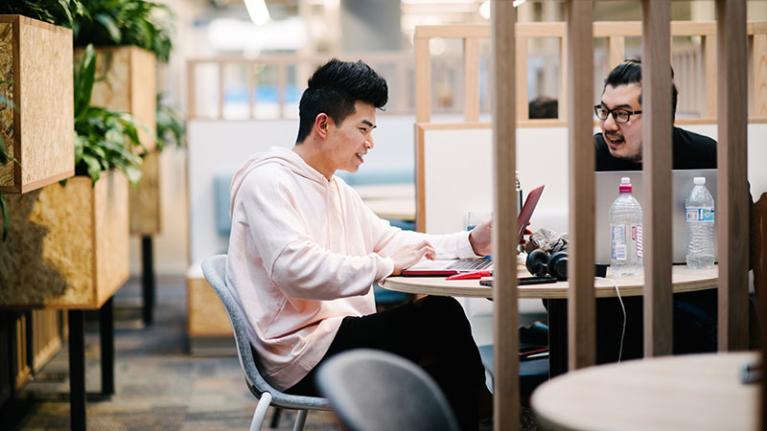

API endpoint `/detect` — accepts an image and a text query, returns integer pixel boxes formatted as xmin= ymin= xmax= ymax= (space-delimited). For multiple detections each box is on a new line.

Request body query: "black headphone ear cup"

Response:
xmin=549 ymin=251 xmax=568 ymax=280
xmin=526 ymin=249 xmax=551 ymax=277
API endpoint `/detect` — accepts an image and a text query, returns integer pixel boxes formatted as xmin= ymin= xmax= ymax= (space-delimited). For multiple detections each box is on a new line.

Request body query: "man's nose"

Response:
xmin=603 ymin=113 xmax=619 ymax=130
xmin=365 ymin=136 xmax=374 ymax=150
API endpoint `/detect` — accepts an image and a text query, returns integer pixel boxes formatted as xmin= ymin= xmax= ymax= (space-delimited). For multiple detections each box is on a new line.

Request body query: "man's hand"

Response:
xmin=390 ymin=240 xmax=436 ymax=275
xmin=469 ymin=220 xmax=492 ymax=256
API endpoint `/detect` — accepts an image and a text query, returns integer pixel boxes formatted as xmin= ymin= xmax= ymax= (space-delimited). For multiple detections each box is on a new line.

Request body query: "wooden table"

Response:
xmin=531 ymin=352 xmax=759 ymax=431
xmin=381 ymin=265 xmax=719 ymax=376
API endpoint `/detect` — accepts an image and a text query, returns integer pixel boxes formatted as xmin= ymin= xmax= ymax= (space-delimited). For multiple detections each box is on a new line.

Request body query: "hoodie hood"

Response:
xmin=230 ymin=147 xmax=329 ymax=214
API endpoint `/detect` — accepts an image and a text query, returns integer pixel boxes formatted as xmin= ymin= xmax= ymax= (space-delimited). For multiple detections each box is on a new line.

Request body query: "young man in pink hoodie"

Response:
xmin=227 ymin=59 xmax=493 ymax=430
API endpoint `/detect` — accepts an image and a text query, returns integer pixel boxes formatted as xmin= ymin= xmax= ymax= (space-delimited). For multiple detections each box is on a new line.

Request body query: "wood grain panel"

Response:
xmin=716 ymin=0 xmax=749 ymax=351
xmin=130 ymin=150 xmax=162 ymax=235
xmin=0 ymin=15 xmax=74 ymax=194
xmin=491 ymin=1 xmax=520 ymax=429
xmin=753 ymin=34 xmax=767 ymax=117
xmin=187 ymin=276 xmax=232 ymax=337
xmin=641 ymin=0 xmax=673 ymax=357
xmin=566 ymin=0 xmax=595 ymax=372
xmin=0 ymin=171 xmax=129 ymax=309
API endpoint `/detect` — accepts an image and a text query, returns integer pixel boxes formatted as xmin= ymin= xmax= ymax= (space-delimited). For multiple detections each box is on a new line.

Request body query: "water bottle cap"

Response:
xmin=694 ymin=177 xmax=706 ymax=185
xmin=619 ymin=177 xmax=632 ymax=193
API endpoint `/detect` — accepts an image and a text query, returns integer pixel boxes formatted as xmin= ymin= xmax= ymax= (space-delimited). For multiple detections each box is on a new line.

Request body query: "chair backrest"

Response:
xmin=201 ymin=255 xmax=329 ymax=410
xmin=315 ymin=349 xmax=460 ymax=431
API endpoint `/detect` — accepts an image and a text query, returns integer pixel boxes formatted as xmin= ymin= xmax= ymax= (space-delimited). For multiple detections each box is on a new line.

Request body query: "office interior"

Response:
xmin=0 ymin=0 xmax=765 ymax=430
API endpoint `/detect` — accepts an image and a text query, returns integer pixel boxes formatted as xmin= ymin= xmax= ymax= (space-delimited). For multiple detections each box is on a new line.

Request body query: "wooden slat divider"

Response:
xmin=704 ymin=35 xmax=717 ymax=117
xmin=608 ymin=36 xmax=625 ymax=69
xmin=559 ymin=35 xmax=568 ymax=121
xmin=463 ymin=37 xmax=481 ymax=122
xmin=491 ymin=1 xmax=519 ymax=429
xmin=753 ymin=34 xmax=767 ymax=116
xmin=217 ymin=62 xmax=225 ymax=120
xmin=516 ymin=36 xmax=529 ymax=120
xmin=566 ymin=0 xmax=595 ymax=372
xmin=186 ymin=61 xmax=196 ymax=119
xmin=277 ymin=64 xmax=286 ymax=119
xmin=415 ymin=38 xmax=431 ymax=123
xmin=716 ymin=0 xmax=749 ymax=351
xmin=247 ymin=63 xmax=255 ymax=119
xmin=641 ymin=0 xmax=674 ymax=357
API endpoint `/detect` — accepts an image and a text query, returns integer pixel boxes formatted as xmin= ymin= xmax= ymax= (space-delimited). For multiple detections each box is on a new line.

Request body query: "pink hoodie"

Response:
xmin=226 ymin=147 xmax=477 ymax=390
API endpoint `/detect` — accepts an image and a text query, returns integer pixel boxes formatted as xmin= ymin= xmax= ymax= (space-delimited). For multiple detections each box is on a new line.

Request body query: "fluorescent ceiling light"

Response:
xmin=243 ymin=0 xmax=270 ymax=26
xmin=513 ymin=0 xmax=527 ymax=6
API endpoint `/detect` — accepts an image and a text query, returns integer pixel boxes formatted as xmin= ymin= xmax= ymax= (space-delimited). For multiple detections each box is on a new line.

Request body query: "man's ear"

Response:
xmin=314 ymin=113 xmax=330 ymax=138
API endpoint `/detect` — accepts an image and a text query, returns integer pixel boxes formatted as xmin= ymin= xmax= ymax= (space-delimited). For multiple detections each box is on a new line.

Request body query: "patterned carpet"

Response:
xmin=3 ymin=276 xmax=539 ymax=430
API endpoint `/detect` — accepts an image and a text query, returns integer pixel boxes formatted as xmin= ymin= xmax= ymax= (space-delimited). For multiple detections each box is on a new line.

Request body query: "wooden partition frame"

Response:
xmin=485 ymin=1 xmax=757 ymax=429
xmin=414 ymin=21 xmax=767 ymax=126
xmin=491 ymin=2 xmax=519 ymax=429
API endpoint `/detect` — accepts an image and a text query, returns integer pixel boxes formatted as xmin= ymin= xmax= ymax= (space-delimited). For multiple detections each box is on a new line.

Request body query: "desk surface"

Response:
xmin=531 ymin=352 xmax=759 ymax=431
xmin=381 ymin=265 xmax=719 ymax=299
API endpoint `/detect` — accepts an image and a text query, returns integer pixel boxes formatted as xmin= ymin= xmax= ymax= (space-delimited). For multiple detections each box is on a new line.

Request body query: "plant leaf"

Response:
xmin=94 ymin=13 xmax=121 ymax=43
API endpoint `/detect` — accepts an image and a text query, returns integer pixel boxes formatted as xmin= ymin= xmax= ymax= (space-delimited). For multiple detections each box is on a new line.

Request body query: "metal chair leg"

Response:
xmin=250 ymin=392 xmax=272 ymax=431
xmin=269 ymin=407 xmax=282 ymax=428
xmin=292 ymin=409 xmax=308 ymax=431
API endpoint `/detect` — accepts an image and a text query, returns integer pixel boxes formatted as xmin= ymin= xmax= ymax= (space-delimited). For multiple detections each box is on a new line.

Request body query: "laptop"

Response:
xmin=401 ymin=185 xmax=545 ymax=276
xmin=595 ymin=169 xmax=717 ymax=265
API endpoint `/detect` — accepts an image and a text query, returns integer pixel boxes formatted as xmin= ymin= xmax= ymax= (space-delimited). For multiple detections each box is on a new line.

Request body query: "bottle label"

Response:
xmin=611 ymin=225 xmax=627 ymax=261
xmin=633 ymin=224 xmax=643 ymax=258
xmin=685 ymin=207 xmax=715 ymax=223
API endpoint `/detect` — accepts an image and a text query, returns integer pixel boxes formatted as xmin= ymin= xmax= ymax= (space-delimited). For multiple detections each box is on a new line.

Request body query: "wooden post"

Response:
xmin=566 ymin=0 xmax=595 ymax=371
xmin=608 ymin=36 xmax=626 ymax=69
xmin=704 ymin=35 xmax=717 ymax=117
xmin=415 ymin=35 xmax=432 ymax=123
xmin=752 ymin=34 xmax=767 ymax=117
xmin=516 ymin=36 xmax=529 ymax=120
xmin=464 ymin=37 xmax=481 ymax=122
xmin=491 ymin=1 xmax=519 ymax=430
xmin=716 ymin=0 xmax=749 ymax=351
xmin=641 ymin=0 xmax=673 ymax=357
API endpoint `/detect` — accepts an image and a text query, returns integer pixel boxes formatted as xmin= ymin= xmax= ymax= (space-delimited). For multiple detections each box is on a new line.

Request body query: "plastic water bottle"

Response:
xmin=609 ymin=177 xmax=643 ymax=276
xmin=685 ymin=177 xmax=715 ymax=269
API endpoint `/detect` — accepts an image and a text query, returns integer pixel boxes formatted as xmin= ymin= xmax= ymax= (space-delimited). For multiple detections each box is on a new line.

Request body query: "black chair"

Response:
xmin=316 ymin=349 xmax=460 ymax=431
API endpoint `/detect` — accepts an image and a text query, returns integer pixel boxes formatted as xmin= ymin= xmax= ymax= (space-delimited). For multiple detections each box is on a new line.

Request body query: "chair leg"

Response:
xmin=250 ymin=392 xmax=273 ymax=431
xmin=269 ymin=407 xmax=282 ymax=428
xmin=292 ymin=409 xmax=308 ymax=431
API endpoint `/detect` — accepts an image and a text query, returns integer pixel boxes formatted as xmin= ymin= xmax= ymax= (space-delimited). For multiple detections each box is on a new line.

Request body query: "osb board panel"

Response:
xmin=0 ymin=171 xmax=129 ymax=309
xmin=77 ymin=46 xmax=156 ymax=153
xmin=187 ymin=276 xmax=232 ymax=337
xmin=31 ymin=309 xmax=61 ymax=372
xmin=95 ymin=171 xmax=130 ymax=306
xmin=0 ymin=15 xmax=74 ymax=194
xmin=130 ymin=150 xmax=161 ymax=235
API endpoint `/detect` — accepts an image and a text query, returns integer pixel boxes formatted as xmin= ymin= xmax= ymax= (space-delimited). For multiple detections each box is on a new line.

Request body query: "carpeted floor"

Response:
xmin=2 ymin=275 xmax=539 ymax=430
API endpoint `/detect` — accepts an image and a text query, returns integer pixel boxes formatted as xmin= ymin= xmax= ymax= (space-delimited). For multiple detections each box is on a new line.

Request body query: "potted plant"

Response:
xmin=0 ymin=45 xmax=142 ymax=309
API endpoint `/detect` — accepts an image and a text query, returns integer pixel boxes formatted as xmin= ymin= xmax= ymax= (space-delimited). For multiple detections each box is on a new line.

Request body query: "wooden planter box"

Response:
xmin=0 ymin=15 xmax=74 ymax=194
xmin=0 ymin=171 xmax=130 ymax=309
xmin=187 ymin=273 xmax=232 ymax=339
xmin=130 ymin=150 xmax=162 ymax=235
xmin=77 ymin=46 xmax=157 ymax=153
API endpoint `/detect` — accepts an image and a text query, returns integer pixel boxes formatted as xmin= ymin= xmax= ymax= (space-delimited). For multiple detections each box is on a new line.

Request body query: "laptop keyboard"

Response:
xmin=446 ymin=258 xmax=493 ymax=270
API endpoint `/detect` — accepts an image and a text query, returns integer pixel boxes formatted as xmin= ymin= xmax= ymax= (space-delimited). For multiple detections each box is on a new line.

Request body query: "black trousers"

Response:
xmin=286 ymin=296 xmax=489 ymax=431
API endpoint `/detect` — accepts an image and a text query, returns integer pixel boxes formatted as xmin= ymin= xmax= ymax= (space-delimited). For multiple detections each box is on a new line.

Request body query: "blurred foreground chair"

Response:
xmin=316 ymin=349 xmax=460 ymax=431
xmin=202 ymin=255 xmax=330 ymax=430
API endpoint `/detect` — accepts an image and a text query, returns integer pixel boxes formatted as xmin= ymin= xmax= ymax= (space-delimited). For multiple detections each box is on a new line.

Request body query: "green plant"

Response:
xmin=155 ymin=93 xmax=184 ymax=151
xmin=0 ymin=1 xmax=86 ymax=28
xmin=73 ymin=0 xmax=174 ymax=62
xmin=74 ymin=44 xmax=143 ymax=185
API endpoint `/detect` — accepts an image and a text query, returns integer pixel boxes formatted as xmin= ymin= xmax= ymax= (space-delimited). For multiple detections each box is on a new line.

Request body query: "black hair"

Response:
xmin=603 ymin=58 xmax=679 ymax=120
xmin=295 ymin=59 xmax=388 ymax=144
xmin=528 ymin=96 xmax=558 ymax=119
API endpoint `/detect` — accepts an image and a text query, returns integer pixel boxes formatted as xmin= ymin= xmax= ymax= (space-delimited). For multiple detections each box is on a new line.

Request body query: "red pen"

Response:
xmin=445 ymin=270 xmax=492 ymax=280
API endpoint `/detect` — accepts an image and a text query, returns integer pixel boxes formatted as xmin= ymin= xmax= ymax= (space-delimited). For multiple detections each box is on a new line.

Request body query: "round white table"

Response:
xmin=531 ymin=351 xmax=759 ymax=431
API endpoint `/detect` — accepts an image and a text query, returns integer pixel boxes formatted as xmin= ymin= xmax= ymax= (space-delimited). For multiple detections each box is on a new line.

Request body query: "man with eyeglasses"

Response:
xmin=594 ymin=59 xmax=716 ymax=171
xmin=592 ymin=59 xmax=718 ymax=363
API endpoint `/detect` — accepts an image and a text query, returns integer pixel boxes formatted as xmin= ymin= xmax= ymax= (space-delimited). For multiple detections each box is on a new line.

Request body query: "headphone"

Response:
xmin=525 ymin=248 xmax=568 ymax=281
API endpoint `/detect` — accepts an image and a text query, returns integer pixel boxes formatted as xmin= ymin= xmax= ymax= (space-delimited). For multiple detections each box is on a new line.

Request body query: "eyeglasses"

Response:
xmin=593 ymin=105 xmax=642 ymax=124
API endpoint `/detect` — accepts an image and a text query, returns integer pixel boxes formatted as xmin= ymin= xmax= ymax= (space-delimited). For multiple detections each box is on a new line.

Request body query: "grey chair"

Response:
xmin=316 ymin=349 xmax=460 ymax=431
xmin=201 ymin=255 xmax=330 ymax=431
